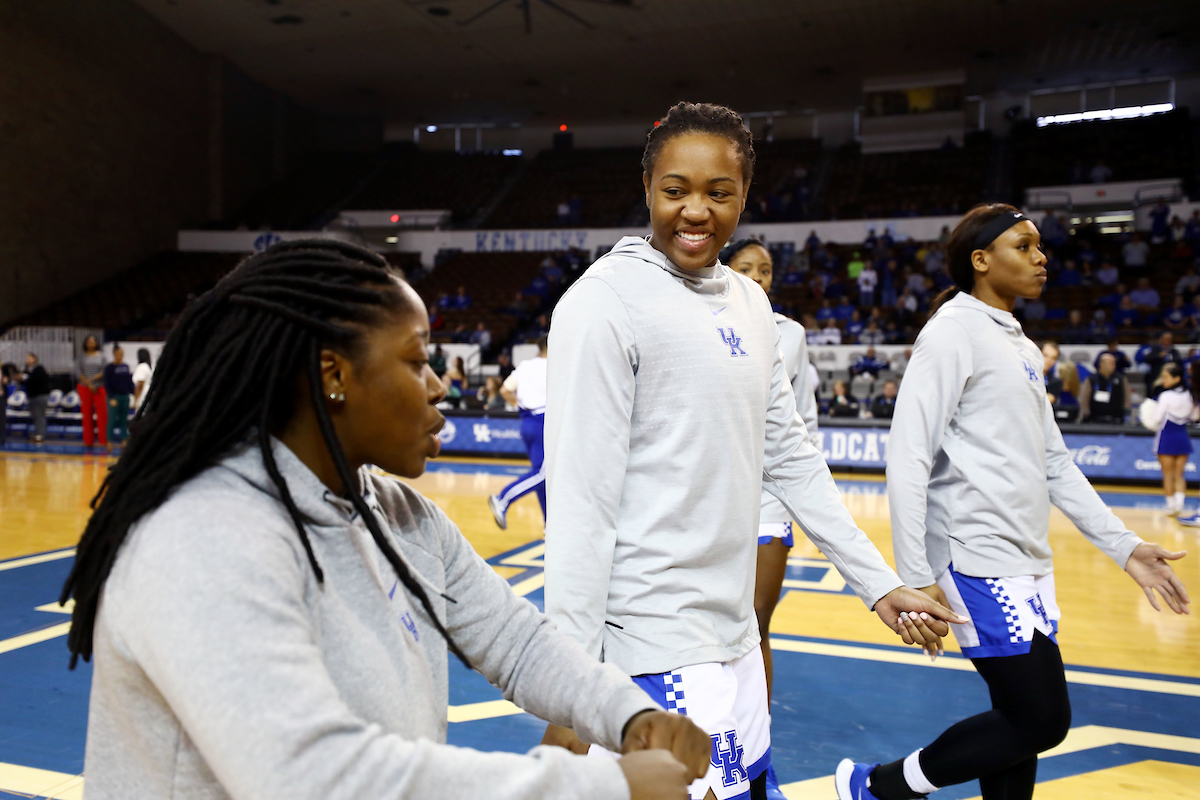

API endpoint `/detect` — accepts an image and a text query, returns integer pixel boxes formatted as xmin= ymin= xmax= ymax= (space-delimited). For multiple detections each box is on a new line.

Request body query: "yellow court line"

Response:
xmin=0 ymin=548 xmax=76 ymax=572
xmin=780 ymin=725 xmax=1200 ymax=800
xmin=768 ymin=637 xmax=1200 ymax=697
xmin=447 ymin=699 xmax=525 ymax=723
xmin=0 ymin=623 xmax=71 ymax=656
xmin=510 ymin=573 xmax=545 ymax=597
xmin=0 ymin=762 xmax=83 ymax=799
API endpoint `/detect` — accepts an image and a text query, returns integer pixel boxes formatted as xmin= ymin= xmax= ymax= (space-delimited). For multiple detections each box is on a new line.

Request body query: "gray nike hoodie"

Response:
xmin=83 ymin=439 xmax=655 ymax=800
xmin=544 ymin=236 xmax=902 ymax=677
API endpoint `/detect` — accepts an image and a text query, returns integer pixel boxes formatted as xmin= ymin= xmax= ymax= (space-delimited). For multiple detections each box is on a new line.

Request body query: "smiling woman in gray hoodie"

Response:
xmin=60 ymin=239 xmax=713 ymax=800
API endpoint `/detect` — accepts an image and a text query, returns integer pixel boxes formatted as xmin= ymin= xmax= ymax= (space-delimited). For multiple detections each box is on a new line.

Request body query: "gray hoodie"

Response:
xmin=887 ymin=291 xmax=1143 ymax=588
xmin=84 ymin=439 xmax=655 ymax=800
xmin=544 ymin=236 xmax=902 ymax=677
xmin=761 ymin=313 xmax=817 ymax=524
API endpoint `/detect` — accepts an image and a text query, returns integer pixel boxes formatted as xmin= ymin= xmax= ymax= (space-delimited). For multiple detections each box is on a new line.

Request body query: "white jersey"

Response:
xmin=760 ymin=313 xmax=817 ymax=524
xmin=1155 ymin=386 xmax=1194 ymax=427
xmin=131 ymin=363 xmax=153 ymax=410
xmin=503 ymin=356 xmax=547 ymax=414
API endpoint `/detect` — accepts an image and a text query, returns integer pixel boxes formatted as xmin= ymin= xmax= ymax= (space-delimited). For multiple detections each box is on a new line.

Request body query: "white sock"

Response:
xmin=1175 ymin=492 xmax=1185 ymax=511
xmin=903 ymin=749 xmax=939 ymax=795
xmin=1167 ymin=495 xmax=1178 ymax=511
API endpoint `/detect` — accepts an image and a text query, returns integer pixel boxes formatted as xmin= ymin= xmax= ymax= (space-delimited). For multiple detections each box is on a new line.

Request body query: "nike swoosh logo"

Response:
xmin=711 ymin=307 xmax=727 ymax=316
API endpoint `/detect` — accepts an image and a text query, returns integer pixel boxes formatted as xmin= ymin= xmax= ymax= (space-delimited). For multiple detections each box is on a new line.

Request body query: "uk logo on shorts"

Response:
xmin=1026 ymin=593 xmax=1050 ymax=627
xmin=710 ymin=730 xmax=747 ymax=787
xmin=717 ymin=327 xmax=748 ymax=357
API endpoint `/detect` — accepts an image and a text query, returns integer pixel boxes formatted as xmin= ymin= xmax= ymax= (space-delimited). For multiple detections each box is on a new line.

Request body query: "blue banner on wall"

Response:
xmin=437 ymin=414 xmax=526 ymax=455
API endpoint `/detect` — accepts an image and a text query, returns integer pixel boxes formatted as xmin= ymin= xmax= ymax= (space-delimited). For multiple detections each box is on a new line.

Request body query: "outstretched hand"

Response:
xmin=874 ymin=585 xmax=969 ymax=660
xmin=1125 ymin=542 xmax=1190 ymax=614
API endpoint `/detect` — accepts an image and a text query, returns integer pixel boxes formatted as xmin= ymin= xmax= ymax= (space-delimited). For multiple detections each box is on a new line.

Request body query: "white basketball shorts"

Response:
xmin=756 ymin=521 xmax=794 ymax=547
xmin=589 ymin=646 xmax=771 ymax=799
xmin=936 ymin=564 xmax=1060 ymax=659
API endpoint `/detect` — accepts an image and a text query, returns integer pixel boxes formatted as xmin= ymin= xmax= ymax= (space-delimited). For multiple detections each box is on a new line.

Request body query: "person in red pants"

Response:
xmin=76 ymin=335 xmax=108 ymax=447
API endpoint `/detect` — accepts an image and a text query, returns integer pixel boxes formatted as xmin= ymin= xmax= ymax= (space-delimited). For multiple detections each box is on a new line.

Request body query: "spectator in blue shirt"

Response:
xmin=1113 ymin=296 xmax=1140 ymax=329
xmin=103 ymin=345 xmax=136 ymax=450
xmin=1075 ymin=239 xmax=1098 ymax=266
xmin=452 ymin=285 xmax=472 ymax=310
xmin=1088 ymin=311 xmax=1115 ymax=344
xmin=1057 ymin=260 xmax=1082 ymax=287
xmin=815 ymin=299 xmax=836 ymax=323
xmin=832 ymin=296 xmax=855 ymax=323
xmin=1096 ymin=260 xmax=1120 ymax=287
xmin=849 ymin=346 xmax=888 ymax=378
xmin=1061 ymin=309 xmax=1089 ymax=342
xmin=1163 ymin=295 xmax=1194 ymax=337
xmin=1130 ymin=278 xmax=1161 ymax=314
xmin=844 ymin=311 xmax=865 ymax=343
xmin=1149 ymin=200 xmax=1171 ymax=244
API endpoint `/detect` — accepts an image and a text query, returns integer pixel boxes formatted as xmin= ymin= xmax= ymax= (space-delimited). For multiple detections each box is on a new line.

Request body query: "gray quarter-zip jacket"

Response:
xmin=84 ymin=439 xmax=655 ymax=800
xmin=761 ymin=313 xmax=817 ymax=524
xmin=544 ymin=236 xmax=902 ymax=676
xmin=887 ymin=291 xmax=1143 ymax=588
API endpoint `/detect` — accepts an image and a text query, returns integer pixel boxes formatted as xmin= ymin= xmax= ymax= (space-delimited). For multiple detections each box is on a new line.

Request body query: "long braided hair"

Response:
xmin=61 ymin=239 xmax=469 ymax=668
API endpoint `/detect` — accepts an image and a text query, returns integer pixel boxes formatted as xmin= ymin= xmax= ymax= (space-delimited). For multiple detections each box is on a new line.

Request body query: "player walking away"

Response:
xmin=1149 ymin=362 xmax=1196 ymax=516
xmin=836 ymin=204 xmax=1191 ymax=800
xmin=489 ymin=335 xmax=549 ymax=528
xmin=541 ymin=102 xmax=964 ymax=800
xmin=723 ymin=237 xmax=818 ymax=799
xmin=60 ymin=240 xmax=712 ymax=800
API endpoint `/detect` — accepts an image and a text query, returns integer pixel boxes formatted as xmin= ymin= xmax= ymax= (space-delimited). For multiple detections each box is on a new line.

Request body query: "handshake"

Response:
xmin=543 ymin=711 xmax=713 ymax=800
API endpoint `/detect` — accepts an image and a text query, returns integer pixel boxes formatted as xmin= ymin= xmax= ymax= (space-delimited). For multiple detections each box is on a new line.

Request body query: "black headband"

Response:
xmin=972 ymin=211 xmax=1028 ymax=251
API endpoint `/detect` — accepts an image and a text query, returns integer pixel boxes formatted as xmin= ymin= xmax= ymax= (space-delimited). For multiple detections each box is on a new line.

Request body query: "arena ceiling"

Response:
xmin=133 ymin=0 xmax=1200 ymax=125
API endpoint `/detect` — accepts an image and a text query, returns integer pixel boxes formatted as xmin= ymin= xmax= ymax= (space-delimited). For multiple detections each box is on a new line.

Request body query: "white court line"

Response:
xmin=0 ymin=762 xmax=83 ymax=800
xmin=0 ymin=548 xmax=75 ymax=572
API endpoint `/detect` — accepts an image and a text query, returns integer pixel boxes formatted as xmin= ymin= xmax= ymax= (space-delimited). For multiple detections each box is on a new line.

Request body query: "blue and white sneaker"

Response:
xmin=835 ymin=759 xmax=882 ymax=800
xmin=763 ymin=763 xmax=787 ymax=800
xmin=1177 ymin=512 xmax=1200 ymax=527
xmin=487 ymin=495 xmax=507 ymax=530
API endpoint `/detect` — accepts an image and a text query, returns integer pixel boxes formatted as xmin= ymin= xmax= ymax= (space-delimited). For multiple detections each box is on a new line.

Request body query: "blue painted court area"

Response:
xmin=1 ymin=477 xmax=1196 ymax=797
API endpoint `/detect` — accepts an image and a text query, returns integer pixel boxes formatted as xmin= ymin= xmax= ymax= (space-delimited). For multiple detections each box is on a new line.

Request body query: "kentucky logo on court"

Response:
xmin=717 ymin=327 xmax=748 ymax=357
xmin=710 ymin=730 xmax=747 ymax=787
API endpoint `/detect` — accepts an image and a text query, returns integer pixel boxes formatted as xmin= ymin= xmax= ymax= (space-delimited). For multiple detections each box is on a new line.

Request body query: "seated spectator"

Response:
xmin=815 ymin=299 xmax=836 ymax=323
xmin=428 ymin=303 xmax=443 ymax=332
xmin=1113 ymin=296 xmax=1140 ymax=328
xmin=780 ymin=267 xmax=804 ymax=286
xmin=1057 ymin=260 xmax=1082 ymax=287
xmin=890 ymin=347 xmax=913 ymax=374
xmin=450 ymin=323 xmax=469 ymax=344
xmin=832 ymin=296 xmax=855 ymax=323
xmin=1079 ymin=353 xmax=1129 ymax=424
xmin=802 ymin=313 xmax=820 ymax=345
xmin=522 ymin=314 xmax=549 ymax=342
xmin=883 ymin=320 xmax=902 ymax=344
xmin=1186 ymin=211 xmax=1200 ymax=247
xmin=863 ymin=229 xmax=878 ymax=252
xmin=437 ymin=291 xmax=452 ymax=309
xmin=845 ymin=311 xmax=865 ymax=343
xmin=542 ymin=258 xmax=564 ymax=285
xmin=814 ymin=317 xmax=842 ymax=345
xmin=452 ymin=285 xmax=472 ymax=310
xmin=1075 ymin=240 xmax=1097 ymax=267
xmin=1144 ymin=331 xmax=1184 ymax=390
xmin=496 ymin=351 xmax=514 ymax=381
xmin=805 ymin=230 xmax=821 ymax=253
xmin=870 ymin=379 xmax=899 ymax=420
xmin=827 ymin=380 xmax=859 ymax=418
xmin=556 ymin=200 xmax=570 ymax=225
xmin=859 ymin=319 xmax=885 ymax=346
xmin=850 ymin=346 xmax=887 ymax=378
xmin=429 ymin=344 xmax=447 ymax=378
xmin=1040 ymin=211 xmax=1069 ymax=249
xmin=856 ymin=262 xmax=878 ymax=306
xmin=525 ymin=273 xmax=551 ymax=299
xmin=1088 ymin=310 xmax=1115 ymax=343
xmin=1171 ymin=215 xmax=1187 ymax=245
xmin=904 ymin=267 xmax=925 ymax=296
xmin=1061 ymin=309 xmax=1088 ymax=342
xmin=1077 ymin=262 xmax=1095 ymax=286
xmin=824 ymin=274 xmax=848 ymax=300
xmin=1175 ymin=267 xmax=1200 ymax=303
xmin=1024 ymin=296 xmax=1047 ymax=322
xmin=1123 ymin=233 xmax=1150 ymax=269
xmin=1163 ymin=295 xmax=1194 ymax=337
xmin=502 ymin=292 xmax=529 ymax=316
xmin=1095 ymin=260 xmax=1119 ymax=287
xmin=1093 ymin=339 xmax=1131 ymax=373
xmin=924 ymin=243 xmax=946 ymax=275
xmin=1089 ymin=159 xmax=1113 ymax=184
xmin=476 ymin=376 xmax=507 ymax=411
xmin=1130 ymin=277 xmax=1161 ymax=314
xmin=469 ymin=321 xmax=492 ymax=351
xmin=1041 ymin=340 xmax=1079 ymax=407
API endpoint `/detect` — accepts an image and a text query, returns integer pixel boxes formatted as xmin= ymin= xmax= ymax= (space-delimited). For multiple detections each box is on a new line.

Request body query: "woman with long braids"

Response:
xmin=541 ymin=102 xmax=964 ymax=800
xmin=836 ymin=204 xmax=1190 ymax=800
xmin=62 ymin=239 xmax=712 ymax=800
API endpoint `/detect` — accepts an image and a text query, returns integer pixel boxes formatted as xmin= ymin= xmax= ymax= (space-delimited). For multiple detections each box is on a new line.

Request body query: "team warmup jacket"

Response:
xmin=760 ymin=313 xmax=818 ymax=525
xmin=544 ymin=236 xmax=902 ymax=677
xmin=886 ymin=291 xmax=1143 ymax=588
xmin=84 ymin=440 xmax=655 ymax=800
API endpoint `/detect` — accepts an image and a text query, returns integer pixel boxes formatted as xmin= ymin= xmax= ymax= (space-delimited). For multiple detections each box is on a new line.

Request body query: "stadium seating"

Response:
xmin=232 ymin=152 xmax=378 ymax=230
xmin=484 ymin=147 xmax=644 ymax=229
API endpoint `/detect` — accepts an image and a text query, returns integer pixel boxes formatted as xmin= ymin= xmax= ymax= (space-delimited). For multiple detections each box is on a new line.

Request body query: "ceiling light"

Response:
xmin=1036 ymin=103 xmax=1173 ymax=127
xmin=426 ymin=125 xmax=437 ymax=133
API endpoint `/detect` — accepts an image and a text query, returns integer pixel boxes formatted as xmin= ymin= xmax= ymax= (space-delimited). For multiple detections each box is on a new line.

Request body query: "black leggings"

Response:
xmin=872 ymin=631 xmax=1071 ymax=800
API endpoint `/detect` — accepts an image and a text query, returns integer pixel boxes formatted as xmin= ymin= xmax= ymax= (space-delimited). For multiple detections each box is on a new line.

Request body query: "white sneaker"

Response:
xmin=488 ymin=495 xmax=507 ymax=530
xmin=1177 ymin=512 xmax=1200 ymax=527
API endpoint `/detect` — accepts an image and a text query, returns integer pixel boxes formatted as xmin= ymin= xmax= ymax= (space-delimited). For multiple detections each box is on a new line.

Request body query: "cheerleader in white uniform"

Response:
xmin=1151 ymin=362 xmax=1195 ymax=515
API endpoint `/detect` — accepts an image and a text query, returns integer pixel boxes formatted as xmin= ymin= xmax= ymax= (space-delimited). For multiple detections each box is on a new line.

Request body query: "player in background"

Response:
xmin=489 ymin=335 xmax=548 ymax=529
xmin=723 ymin=237 xmax=818 ymax=798
xmin=542 ymin=101 xmax=964 ymax=800
xmin=836 ymin=204 xmax=1190 ymax=800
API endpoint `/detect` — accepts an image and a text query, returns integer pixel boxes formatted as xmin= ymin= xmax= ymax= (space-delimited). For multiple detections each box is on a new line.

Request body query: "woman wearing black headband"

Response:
xmin=836 ymin=204 xmax=1191 ymax=800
